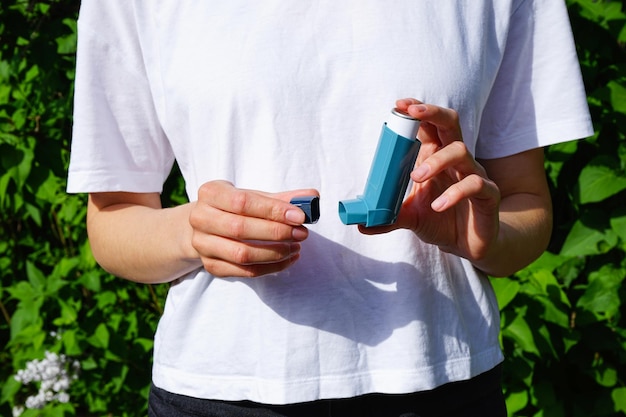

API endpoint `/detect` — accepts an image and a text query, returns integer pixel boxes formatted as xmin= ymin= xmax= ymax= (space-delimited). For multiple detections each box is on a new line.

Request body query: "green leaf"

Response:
xmin=561 ymin=330 xmax=581 ymax=354
xmin=20 ymin=408 xmax=43 ymax=417
xmin=0 ymin=59 xmax=10 ymax=81
xmin=572 ymin=0 xmax=626 ymax=32
xmin=608 ymin=80 xmax=626 ymax=114
xmin=0 ymin=84 xmax=11 ymax=105
xmin=594 ymin=365 xmax=618 ymax=388
xmin=491 ymin=278 xmax=520 ymax=311
xmin=503 ymin=312 xmax=541 ymax=356
xmin=35 ymin=170 xmax=62 ymax=204
xmin=542 ymin=296 xmax=571 ymax=329
xmin=24 ymin=202 xmax=42 ymax=227
xmin=560 ymin=217 xmax=617 ymax=257
xmin=610 ymin=207 xmax=626 ymax=242
xmin=520 ymin=270 xmax=572 ymax=330
xmin=613 ymin=387 xmax=626 ymax=413
xmin=0 ymin=376 xmax=21 ymax=405
xmin=109 ymin=364 xmax=129 ymax=393
xmin=45 ymin=275 xmax=68 ymax=296
xmin=534 ymin=320 xmax=559 ymax=358
xmin=7 ymin=280 xmax=37 ymax=301
xmin=526 ymin=251 xmax=569 ymax=273
xmin=26 ymin=261 xmax=46 ymax=291
xmin=0 ymin=174 xmax=11 ymax=207
xmin=44 ymin=402 xmax=76 ymax=417
xmin=53 ymin=298 xmax=78 ymax=326
xmin=0 ymin=143 xmax=33 ymax=189
xmin=78 ymin=270 xmax=102 ymax=292
xmin=81 ymin=356 xmax=98 ymax=371
xmin=134 ymin=337 xmax=154 ymax=353
xmin=56 ymin=19 xmax=77 ymax=55
xmin=61 ymin=329 xmax=82 ymax=356
xmin=95 ymin=291 xmax=118 ymax=309
xmin=88 ymin=323 xmax=110 ymax=349
xmin=505 ymin=390 xmax=529 ymax=415
xmin=576 ymin=265 xmax=625 ymax=319
xmin=8 ymin=305 xmax=44 ymax=345
xmin=578 ymin=155 xmax=626 ymax=203
xmin=11 ymin=107 xmax=28 ymax=130
xmin=24 ymin=64 xmax=39 ymax=83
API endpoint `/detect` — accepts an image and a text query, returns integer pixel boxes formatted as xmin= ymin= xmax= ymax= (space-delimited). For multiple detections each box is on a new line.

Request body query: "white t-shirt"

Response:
xmin=68 ymin=0 xmax=593 ymax=405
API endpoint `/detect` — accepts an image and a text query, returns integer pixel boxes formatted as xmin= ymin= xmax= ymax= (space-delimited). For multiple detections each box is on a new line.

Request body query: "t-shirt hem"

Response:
xmin=152 ymin=347 xmax=504 ymax=405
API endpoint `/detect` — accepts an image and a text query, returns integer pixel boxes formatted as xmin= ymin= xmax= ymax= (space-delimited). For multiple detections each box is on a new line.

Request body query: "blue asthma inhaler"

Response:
xmin=338 ymin=108 xmax=421 ymax=227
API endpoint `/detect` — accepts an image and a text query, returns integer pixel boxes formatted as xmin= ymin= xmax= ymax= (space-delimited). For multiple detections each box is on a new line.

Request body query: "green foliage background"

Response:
xmin=0 ymin=0 xmax=625 ymax=416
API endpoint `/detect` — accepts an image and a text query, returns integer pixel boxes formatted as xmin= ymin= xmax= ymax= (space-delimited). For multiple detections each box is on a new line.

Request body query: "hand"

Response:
xmin=360 ymin=99 xmax=501 ymax=264
xmin=190 ymin=180 xmax=319 ymax=278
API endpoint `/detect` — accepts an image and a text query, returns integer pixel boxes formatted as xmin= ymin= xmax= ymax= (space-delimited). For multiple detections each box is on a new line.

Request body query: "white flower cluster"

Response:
xmin=12 ymin=351 xmax=80 ymax=416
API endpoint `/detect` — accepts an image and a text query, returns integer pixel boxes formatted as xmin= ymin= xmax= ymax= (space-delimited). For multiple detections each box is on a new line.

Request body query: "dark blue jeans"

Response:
xmin=148 ymin=365 xmax=506 ymax=417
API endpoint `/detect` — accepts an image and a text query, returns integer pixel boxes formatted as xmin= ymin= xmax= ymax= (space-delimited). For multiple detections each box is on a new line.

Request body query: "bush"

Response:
xmin=0 ymin=2 xmax=166 ymax=416
xmin=496 ymin=1 xmax=626 ymax=415
xmin=0 ymin=0 xmax=624 ymax=416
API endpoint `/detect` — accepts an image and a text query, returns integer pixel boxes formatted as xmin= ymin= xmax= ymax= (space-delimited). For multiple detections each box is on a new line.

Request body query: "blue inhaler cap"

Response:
xmin=338 ymin=108 xmax=421 ymax=227
xmin=290 ymin=196 xmax=320 ymax=224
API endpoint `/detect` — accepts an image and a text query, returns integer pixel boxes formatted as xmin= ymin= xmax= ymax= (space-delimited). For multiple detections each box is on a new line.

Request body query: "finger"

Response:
xmin=430 ymin=174 xmax=500 ymax=213
xmin=198 ymin=181 xmax=309 ymax=225
xmin=395 ymin=98 xmax=423 ymax=111
xmin=275 ymin=189 xmax=320 ymax=204
xmin=190 ymin=203 xmax=309 ymax=242
xmin=404 ymin=103 xmax=463 ymax=147
xmin=192 ymin=232 xmax=301 ymax=266
xmin=411 ymin=141 xmax=486 ymax=183
xmin=202 ymin=252 xmax=301 ymax=278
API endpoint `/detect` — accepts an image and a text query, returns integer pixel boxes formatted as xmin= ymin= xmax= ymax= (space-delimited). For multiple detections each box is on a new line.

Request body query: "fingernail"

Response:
xmin=292 ymin=227 xmax=308 ymax=241
xmin=288 ymin=253 xmax=301 ymax=264
xmin=431 ymin=196 xmax=448 ymax=211
xmin=409 ymin=104 xmax=428 ymax=113
xmin=290 ymin=242 xmax=301 ymax=255
xmin=286 ymin=209 xmax=304 ymax=224
xmin=412 ymin=164 xmax=430 ymax=181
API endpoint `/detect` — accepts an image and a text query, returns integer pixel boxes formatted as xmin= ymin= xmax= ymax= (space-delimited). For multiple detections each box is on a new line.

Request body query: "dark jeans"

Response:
xmin=148 ymin=365 xmax=506 ymax=417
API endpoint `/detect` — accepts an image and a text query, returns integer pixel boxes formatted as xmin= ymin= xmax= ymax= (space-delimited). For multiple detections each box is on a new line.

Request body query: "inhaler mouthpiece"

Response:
xmin=338 ymin=108 xmax=421 ymax=227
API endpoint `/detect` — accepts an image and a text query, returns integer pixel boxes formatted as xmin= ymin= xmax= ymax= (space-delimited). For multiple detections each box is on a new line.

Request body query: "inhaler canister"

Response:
xmin=338 ymin=108 xmax=421 ymax=227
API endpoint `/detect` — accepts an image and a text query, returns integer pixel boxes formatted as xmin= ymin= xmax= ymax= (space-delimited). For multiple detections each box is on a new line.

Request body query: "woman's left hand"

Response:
xmin=360 ymin=98 xmax=501 ymax=265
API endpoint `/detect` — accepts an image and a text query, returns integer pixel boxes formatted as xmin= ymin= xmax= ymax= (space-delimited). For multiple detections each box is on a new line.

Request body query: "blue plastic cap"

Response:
xmin=290 ymin=196 xmax=320 ymax=224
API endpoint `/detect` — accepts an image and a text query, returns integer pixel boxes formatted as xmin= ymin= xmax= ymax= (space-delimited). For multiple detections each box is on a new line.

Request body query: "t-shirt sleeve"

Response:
xmin=67 ymin=1 xmax=174 ymax=193
xmin=476 ymin=0 xmax=594 ymax=159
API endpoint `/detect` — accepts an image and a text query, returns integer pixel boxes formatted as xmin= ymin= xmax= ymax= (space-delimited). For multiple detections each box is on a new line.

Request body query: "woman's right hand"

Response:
xmin=190 ymin=180 xmax=319 ymax=278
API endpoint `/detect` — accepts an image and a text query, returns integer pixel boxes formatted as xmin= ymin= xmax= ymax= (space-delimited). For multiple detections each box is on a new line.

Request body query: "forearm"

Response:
xmin=472 ymin=192 xmax=552 ymax=277
xmin=87 ymin=195 xmax=202 ymax=284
